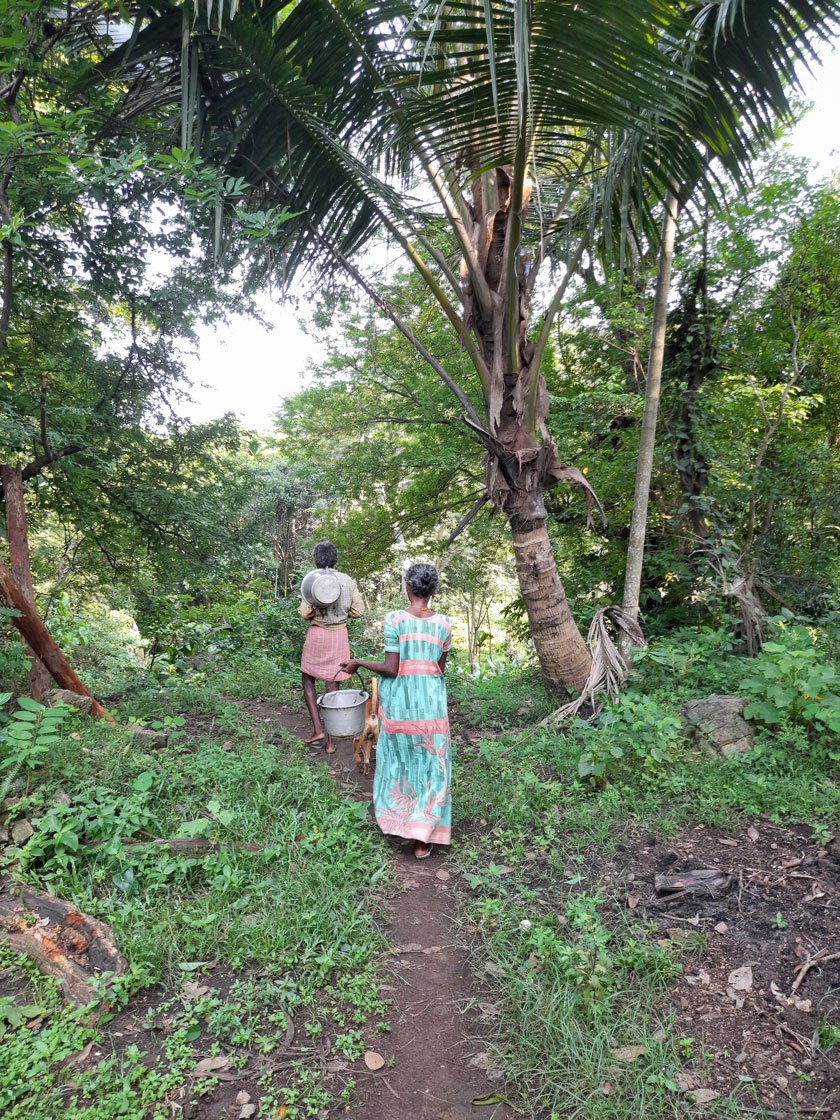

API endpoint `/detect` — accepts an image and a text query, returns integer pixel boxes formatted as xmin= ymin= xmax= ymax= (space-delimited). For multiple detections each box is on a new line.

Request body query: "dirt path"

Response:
xmin=244 ymin=699 xmax=519 ymax=1120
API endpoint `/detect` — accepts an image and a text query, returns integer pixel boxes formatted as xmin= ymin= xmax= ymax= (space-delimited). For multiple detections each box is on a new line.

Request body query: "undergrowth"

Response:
xmin=449 ymin=623 xmax=840 ymax=1119
xmin=0 ymin=687 xmax=388 ymax=1120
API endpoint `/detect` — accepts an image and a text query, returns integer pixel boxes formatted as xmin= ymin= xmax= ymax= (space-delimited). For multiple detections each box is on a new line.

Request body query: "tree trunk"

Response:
xmin=0 ymin=884 xmax=125 ymax=1009
xmin=457 ymin=166 xmax=594 ymax=693
xmin=509 ymin=515 xmax=591 ymax=692
xmin=1 ymin=464 xmax=51 ymax=699
xmin=0 ymin=557 xmax=106 ymax=718
xmin=620 ymin=192 xmax=679 ymax=655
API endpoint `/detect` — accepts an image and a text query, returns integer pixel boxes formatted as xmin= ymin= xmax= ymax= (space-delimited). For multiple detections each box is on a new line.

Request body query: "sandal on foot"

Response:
xmin=413 ymin=841 xmax=433 ymax=860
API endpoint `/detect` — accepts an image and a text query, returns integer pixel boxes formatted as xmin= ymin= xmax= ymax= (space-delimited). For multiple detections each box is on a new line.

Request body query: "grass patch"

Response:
xmin=0 ymin=690 xmax=388 ymax=1119
xmin=450 ymin=632 xmax=840 ymax=1119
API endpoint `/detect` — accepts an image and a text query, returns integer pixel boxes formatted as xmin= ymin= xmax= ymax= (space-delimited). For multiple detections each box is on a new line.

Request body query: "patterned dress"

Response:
xmin=373 ymin=610 xmax=453 ymax=845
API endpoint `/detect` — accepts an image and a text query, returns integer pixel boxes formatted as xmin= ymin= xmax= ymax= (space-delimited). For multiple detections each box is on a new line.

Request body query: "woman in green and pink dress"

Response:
xmin=341 ymin=562 xmax=452 ymax=860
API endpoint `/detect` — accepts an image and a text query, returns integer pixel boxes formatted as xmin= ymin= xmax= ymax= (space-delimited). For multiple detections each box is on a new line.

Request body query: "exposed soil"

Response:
xmin=510 ymin=813 xmax=840 ymax=1117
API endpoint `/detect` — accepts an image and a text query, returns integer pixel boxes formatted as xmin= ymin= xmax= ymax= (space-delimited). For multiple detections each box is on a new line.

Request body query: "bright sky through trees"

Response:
xmin=179 ymin=50 xmax=839 ymax=433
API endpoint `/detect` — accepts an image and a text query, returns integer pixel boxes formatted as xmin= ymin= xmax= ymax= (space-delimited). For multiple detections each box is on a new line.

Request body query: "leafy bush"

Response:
xmin=741 ymin=621 xmax=840 ymax=743
xmin=0 ymin=612 xmax=30 ymax=692
xmin=0 ymin=696 xmax=73 ymax=801
xmin=137 ymin=581 xmax=304 ymax=673
xmin=575 ymin=690 xmax=683 ymax=781
xmin=45 ymin=594 xmax=145 ymax=694
xmin=630 ymin=626 xmax=738 ymax=695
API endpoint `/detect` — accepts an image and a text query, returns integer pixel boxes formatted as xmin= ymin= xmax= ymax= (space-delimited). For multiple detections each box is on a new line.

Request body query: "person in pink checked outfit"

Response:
xmin=341 ymin=562 xmax=452 ymax=861
xmin=299 ymin=540 xmax=364 ymax=754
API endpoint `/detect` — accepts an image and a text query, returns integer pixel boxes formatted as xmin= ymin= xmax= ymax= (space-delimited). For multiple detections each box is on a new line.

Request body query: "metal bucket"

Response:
xmin=317 ymin=689 xmax=368 ymax=738
xmin=301 ymin=569 xmax=341 ymax=608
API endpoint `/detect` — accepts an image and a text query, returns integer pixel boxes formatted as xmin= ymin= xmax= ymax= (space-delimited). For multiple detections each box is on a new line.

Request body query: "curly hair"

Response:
xmin=313 ymin=540 xmax=338 ymax=569
xmin=404 ymin=561 xmax=439 ymax=599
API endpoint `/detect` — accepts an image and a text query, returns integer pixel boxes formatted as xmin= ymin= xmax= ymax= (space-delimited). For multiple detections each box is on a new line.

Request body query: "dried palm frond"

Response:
xmin=543 ymin=606 xmax=646 ymax=727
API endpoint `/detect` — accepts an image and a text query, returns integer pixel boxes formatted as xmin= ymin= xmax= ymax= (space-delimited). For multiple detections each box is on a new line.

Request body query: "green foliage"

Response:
xmin=816 ymin=1022 xmax=840 ymax=1052
xmin=139 ymin=580 xmax=304 ymax=670
xmin=0 ymin=611 xmax=29 ymax=692
xmin=0 ymin=679 xmax=388 ymax=1118
xmin=0 ymin=698 xmax=73 ymax=801
xmin=741 ymin=621 xmax=840 ymax=744
xmin=575 ymin=691 xmax=683 ymax=781
xmin=0 ymin=995 xmax=42 ymax=1038
xmin=450 ymin=652 xmax=840 ymax=1119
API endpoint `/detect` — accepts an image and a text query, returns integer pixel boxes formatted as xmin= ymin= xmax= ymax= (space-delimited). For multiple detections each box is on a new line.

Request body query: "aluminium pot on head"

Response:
xmin=301 ymin=569 xmax=341 ymax=608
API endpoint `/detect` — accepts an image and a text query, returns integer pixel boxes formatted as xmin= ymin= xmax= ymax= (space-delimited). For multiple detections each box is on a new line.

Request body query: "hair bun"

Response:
xmin=405 ymin=561 xmax=439 ymax=598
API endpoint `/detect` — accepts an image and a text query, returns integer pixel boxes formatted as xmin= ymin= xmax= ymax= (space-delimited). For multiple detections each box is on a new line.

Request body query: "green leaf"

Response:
xmin=15 ymin=697 xmax=44 ymax=713
xmin=472 ymin=1092 xmax=513 ymax=1107
xmin=132 ymin=771 xmax=155 ymax=792
xmin=743 ymin=700 xmax=780 ymax=724
xmin=5 ymin=724 xmax=34 ymax=741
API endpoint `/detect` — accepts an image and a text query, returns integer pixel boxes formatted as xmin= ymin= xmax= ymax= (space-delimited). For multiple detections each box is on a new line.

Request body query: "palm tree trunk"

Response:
xmin=509 ymin=515 xmax=591 ymax=692
xmin=1 ymin=464 xmax=51 ymax=700
xmin=619 ymin=191 xmax=678 ymax=655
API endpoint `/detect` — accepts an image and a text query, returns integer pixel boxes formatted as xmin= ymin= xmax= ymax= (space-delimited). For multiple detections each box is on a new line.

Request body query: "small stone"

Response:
xmin=519 ymin=919 xmax=532 ymax=930
xmin=685 ymin=1088 xmax=720 ymax=1105
xmin=130 ymin=727 xmax=169 ymax=749
xmin=239 ymin=1106 xmax=257 ymax=1120
xmin=679 ymin=695 xmax=753 ymax=756
xmin=11 ymin=819 xmax=33 ymax=844
xmin=435 ymin=869 xmax=451 ymax=881
xmin=235 ymin=1091 xmax=251 ymax=1105
xmin=714 ymin=922 xmax=728 ymax=934
xmin=49 ymin=689 xmax=95 ymax=714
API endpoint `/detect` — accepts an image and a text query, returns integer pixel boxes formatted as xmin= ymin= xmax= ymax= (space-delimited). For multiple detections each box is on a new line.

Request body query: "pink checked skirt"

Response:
xmin=300 ymin=625 xmax=351 ymax=682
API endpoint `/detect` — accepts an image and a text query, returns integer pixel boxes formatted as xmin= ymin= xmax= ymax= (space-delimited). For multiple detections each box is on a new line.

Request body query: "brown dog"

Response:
xmin=352 ymin=676 xmax=379 ymax=775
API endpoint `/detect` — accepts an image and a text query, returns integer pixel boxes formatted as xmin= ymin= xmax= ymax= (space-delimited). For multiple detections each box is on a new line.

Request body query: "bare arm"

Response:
xmin=438 ymin=650 xmax=448 ymax=674
xmin=341 ymin=652 xmax=399 ymax=678
xmin=299 ymin=599 xmax=316 ymax=620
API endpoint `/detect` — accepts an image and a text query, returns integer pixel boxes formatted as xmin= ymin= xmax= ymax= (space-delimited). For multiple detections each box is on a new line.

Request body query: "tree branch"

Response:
xmin=0 ymin=446 xmax=83 ymax=502
xmin=443 ymin=493 xmax=490 ymax=546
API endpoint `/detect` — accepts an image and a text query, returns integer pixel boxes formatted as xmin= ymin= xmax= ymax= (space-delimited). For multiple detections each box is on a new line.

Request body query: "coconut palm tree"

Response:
xmin=99 ymin=0 xmax=840 ymax=692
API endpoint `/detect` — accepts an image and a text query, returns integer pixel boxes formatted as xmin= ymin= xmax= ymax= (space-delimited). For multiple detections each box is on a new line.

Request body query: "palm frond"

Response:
xmin=91 ymin=0 xmax=840 ymax=289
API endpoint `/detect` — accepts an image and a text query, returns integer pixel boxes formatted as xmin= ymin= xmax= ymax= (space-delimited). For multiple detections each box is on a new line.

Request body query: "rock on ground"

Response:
xmin=680 ymin=695 xmax=754 ymax=757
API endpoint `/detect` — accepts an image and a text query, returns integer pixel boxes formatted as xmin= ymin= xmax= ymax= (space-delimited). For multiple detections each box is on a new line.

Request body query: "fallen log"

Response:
xmin=79 ymin=837 xmax=264 ymax=855
xmin=654 ymin=868 xmax=732 ymax=899
xmin=0 ymin=882 xmax=126 ymax=1008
